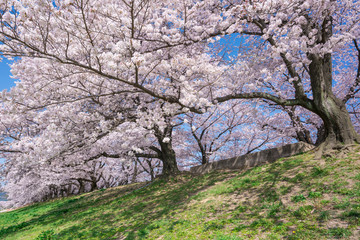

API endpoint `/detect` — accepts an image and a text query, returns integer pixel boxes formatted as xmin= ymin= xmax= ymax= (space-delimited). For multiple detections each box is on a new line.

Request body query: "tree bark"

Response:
xmin=131 ymin=160 xmax=138 ymax=183
xmin=308 ymin=52 xmax=360 ymax=148
xmin=153 ymin=123 xmax=180 ymax=177
xmin=90 ymin=176 xmax=98 ymax=191
xmin=77 ymin=179 xmax=85 ymax=194
xmin=311 ymin=94 xmax=359 ymax=147
xmin=201 ymin=153 xmax=209 ymax=165
xmin=159 ymin=142 xmax=179 ymax=176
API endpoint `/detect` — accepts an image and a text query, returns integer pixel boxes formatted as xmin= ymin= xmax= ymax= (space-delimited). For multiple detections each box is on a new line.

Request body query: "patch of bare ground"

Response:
xmin=350 ymin=228 xmax=360 ymax=240
xmin=279 ymin=185 xmax=302 ymax=206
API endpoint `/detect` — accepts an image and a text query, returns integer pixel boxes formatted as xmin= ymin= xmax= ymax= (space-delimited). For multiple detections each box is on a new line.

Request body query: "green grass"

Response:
xmin=1 ymin=145 xmax=360 ymax=239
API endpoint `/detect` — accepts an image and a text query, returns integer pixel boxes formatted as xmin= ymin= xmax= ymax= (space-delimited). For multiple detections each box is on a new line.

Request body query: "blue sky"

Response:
xmin=0 ymin=59 xmax=15 ymax=91
xmin=0 ymin=60 xmax=14 ymax=185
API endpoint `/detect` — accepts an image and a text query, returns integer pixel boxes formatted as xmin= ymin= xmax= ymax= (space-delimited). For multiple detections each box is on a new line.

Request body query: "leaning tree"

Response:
xmin=194 ymin=0 xmax=360 ymax=149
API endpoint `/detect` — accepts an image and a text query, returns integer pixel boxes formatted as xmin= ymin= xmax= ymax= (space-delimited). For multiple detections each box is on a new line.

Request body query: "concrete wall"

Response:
xmin=190 ymin=142 xmax=314 ymax=174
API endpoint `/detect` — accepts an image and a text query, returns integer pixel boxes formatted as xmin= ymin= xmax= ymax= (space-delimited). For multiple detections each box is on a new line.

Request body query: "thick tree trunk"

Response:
xmin=154 ymin=123 xmax=180 ymax=177
xmin=315 ymin=124 xmax=326 ymax=146
xmin=312 ymin=95 xmax=360 ymax=147
xmin=308 ymin=51 xmax=360 ymax=149
xmin=158 ymin=140 xmax=180 ymax=177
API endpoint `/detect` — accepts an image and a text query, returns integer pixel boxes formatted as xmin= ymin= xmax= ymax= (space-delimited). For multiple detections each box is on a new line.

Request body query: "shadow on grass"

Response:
xmin=0 ymin=172 xmax=228 ymax=239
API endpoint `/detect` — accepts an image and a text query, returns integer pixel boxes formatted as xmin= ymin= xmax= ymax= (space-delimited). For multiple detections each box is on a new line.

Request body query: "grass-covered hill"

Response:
xmin=1 ymin=146 xmax=360 ymax=240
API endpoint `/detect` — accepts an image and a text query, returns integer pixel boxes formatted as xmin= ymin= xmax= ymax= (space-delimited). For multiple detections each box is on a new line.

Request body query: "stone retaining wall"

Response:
xmin=190 ymin=142 xmax=314 ymax=174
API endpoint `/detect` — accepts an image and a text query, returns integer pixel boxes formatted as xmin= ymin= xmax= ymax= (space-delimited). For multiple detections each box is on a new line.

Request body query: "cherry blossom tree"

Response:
xmin=181 ymin=101 xmax=273 ymax=165
xmin=0 ymin=0 xmax=359 ymax=207
xmin=0 ymin=0 xmax=357 ymax=150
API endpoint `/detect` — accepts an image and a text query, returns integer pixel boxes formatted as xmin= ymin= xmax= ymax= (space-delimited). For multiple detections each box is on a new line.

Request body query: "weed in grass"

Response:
xmin=36 ymin=230 xmax=57 ymax=240
xmin=148 ymin=219 xmax=170 ymax=230
xmin=354 ymin=173 xmax=360 ymax=181
xmin=334 ymin=199 xmax=351 ymax=209
xmin=342 ymin=209 xmax=360 ymax=224
xmin=203 ymin=220 xmax=226 ymax=231
xmin=279 ymin=185 xmax=292 ymax=195
xmin=290 ymin=173 xmax=307 ymax=183
xmin=266 ymin=233 xmax=282 ymax=240
xmin=249 ymin=218 xmax=272 ymax=230
xmin=320 ymin=199 xmax=330 ymax=206
xmin=308 ymin=191 xmax=322 ymax=198
xmin=292 ymin=194 xmax=306 ymax=202
xmin=232 ymin=205 xmax=247 ymax=217
xmin=317 ymin=211 xmax=330 ymax=221
xmin=262 ymin=189 xmax=279 ymax=202
xmin=0 ymin=221 xmax=31 ymax=237
xmin=325 ymin=156 xmax=338 ymax=163
xmin=137 ymin=228 xmax=149 ymax=239
xmin=233 ymin=224 xmax=247 ymax=232
xmin=327 ymin=227 xmax=352 ymax=239
xmin=210 ymin=184 xmax=235 ymax=195
xmin=292 ymin=205 xmax=313 ymax=219
xmin=216 ymin=233 xmax=243 ymax=240
xmin=125 ymin=232 xmax=136 ymax=240
xmin=231 ymin=177 xmax=260 ymax=191
xmin=281 ymin=158 xmax=303 ymax=170
xmin=311 ymin=166 xmax=329 ymax=177
xmin=267 ymin=203 xmax=283 ymax=218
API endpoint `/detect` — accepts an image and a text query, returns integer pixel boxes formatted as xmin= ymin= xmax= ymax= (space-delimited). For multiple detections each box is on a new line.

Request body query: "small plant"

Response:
xmin=317 ymin=211 xmax=330 ymax=221
xmin=293 ymin=205 xmax=313 ymax=219
xmin=216 ymin=234 xmax=243 ymax=240
xmin=308 ymin=191 xmax=322 ymax=198
xmin=334 ymin=199 xmax=351 ymax=209
xmin=262 ymin=189 xmax=279 ymax=202
xmin=137 ymin=228 xmax=149 ymax=238
xmin=342 ymin=209 xmax=360 ymax=223
xmin=36 ymin=230 xmax=56 ymax=240
xmin=267 ymin=203 xmax=283 ymax=218
xmin=354 ymin=173 xmax=360 ymax=181
xmin=311 ymin=167 xmax=328 ymax=177
xmin=292 ymin=194 xmax=306 ymax=202
xmin=203 ymin=220 xmax=225 ymax=231
xmin=327 ymin=227 xmax=352 ymax=239
xmin=291 ymin=173 xmax=306 ymax=183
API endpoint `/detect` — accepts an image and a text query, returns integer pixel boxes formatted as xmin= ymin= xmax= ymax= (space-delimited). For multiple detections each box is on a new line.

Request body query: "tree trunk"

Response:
xmin=90 ymin=176 xmax=98 ymax=191
xmin=154 ymin=123 xmax=180 ymax=177
xmin=131 ymin=160 xmax=138 ymax=183
xmin=201 ymin=153 xmax=209 ymax=165
xmin=78 ymin=179 xmax=85 ymax=194
xmin=308 ymin=51 xmax=360 ymax=149
xmin=158 ymin=140 xmax=180 ymax=176
xmin=146 ymin=159 xmax=155 ymax=181
xmin=312 ymin=94 xmax=360 ymax=147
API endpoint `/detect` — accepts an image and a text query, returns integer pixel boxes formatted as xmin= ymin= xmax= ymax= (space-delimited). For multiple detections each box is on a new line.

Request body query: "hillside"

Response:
xmin=1 ymin=146 xmax=360 ymax=240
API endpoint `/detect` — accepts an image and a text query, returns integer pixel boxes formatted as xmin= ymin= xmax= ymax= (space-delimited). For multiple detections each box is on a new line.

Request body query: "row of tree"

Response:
xmin=0 ymin=0 xmax=359 ymax=207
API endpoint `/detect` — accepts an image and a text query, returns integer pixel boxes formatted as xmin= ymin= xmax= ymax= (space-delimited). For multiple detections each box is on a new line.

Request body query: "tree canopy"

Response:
xmin=0 ymin=0 xmax=359 ymax=207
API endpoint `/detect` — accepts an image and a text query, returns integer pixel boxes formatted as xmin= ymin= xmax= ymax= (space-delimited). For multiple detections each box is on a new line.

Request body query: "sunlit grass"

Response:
xmin=1 ymin=145 xmax=360 ymax=239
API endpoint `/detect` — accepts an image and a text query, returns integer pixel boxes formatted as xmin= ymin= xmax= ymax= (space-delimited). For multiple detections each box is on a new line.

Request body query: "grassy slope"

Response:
xmin=1 ymin=146 xmax=360 ymax=240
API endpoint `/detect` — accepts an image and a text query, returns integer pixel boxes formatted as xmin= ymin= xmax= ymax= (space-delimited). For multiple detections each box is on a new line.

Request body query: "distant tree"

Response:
xmin=179 ymin=100 xmax=294 ymax=165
